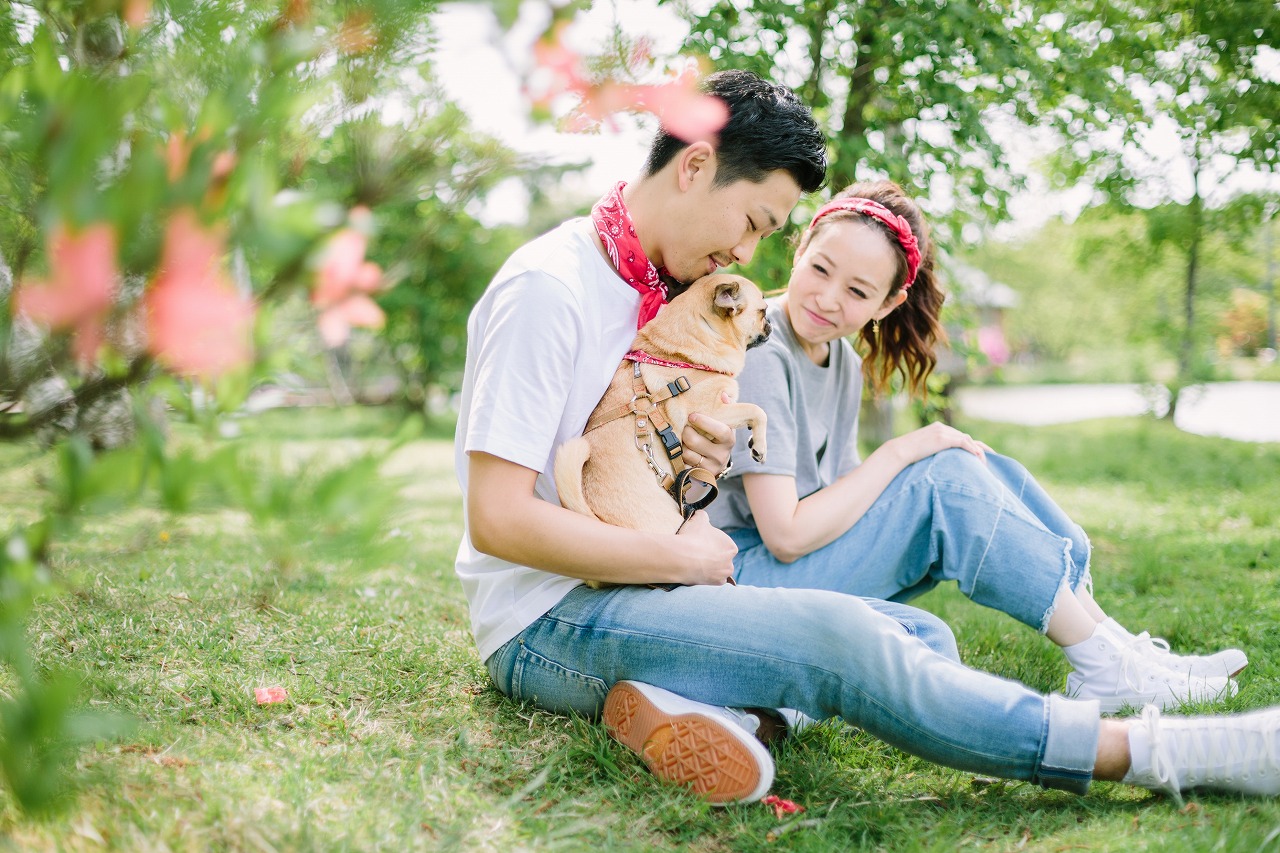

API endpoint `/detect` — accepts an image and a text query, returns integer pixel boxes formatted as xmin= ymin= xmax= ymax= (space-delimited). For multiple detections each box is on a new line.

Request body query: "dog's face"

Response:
xmin=696 ymin=273 xmax=771 ymax=351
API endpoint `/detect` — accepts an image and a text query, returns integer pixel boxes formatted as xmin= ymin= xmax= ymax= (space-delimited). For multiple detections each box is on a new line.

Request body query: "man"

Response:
xmin=455 ymin=69 xmax=1280 ymax=806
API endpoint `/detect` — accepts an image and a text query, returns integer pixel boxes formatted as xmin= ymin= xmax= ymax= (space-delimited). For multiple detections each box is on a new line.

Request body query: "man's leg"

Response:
xmin=488 ymin=583 xmax=1100 ymax=793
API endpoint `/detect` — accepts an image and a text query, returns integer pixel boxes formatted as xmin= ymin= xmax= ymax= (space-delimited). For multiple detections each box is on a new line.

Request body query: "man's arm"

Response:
xmin=467 ymin=451 xmax=738 ymax=586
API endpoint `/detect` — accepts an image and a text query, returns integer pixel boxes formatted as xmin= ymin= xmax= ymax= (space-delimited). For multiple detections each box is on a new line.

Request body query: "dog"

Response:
xmin=554 ymin=273 xmax=770 ymax=584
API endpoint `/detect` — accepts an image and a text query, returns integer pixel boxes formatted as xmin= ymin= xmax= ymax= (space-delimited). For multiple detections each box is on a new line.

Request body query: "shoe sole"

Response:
xmin=1067 ymin=675 xmax=1239 ymax=714
xmin=602 ymin=681 xmax=773 ymax=805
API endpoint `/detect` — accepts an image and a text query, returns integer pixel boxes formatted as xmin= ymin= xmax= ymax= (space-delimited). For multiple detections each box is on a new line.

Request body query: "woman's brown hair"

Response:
xmin=795 ymin=180 xmax=945 ymax=399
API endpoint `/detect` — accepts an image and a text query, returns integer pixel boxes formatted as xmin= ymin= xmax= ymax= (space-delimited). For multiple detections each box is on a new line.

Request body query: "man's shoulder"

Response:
xmin=497 ymin=218 xmax=603 ymax=290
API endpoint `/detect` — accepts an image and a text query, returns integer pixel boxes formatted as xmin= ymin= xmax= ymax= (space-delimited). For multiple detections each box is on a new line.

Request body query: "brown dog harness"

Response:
xmin=584 ymin=352 xmax=728 ymax=520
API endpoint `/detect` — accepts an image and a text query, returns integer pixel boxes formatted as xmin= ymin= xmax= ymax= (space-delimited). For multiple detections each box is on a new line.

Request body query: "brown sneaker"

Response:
xmin=602 ymin=680 xmax=774 ymax=805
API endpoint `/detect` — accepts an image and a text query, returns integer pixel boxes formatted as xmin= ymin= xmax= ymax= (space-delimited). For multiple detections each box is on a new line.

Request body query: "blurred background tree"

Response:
xmin=1044 ymin=0 xmax=1280 ymax=415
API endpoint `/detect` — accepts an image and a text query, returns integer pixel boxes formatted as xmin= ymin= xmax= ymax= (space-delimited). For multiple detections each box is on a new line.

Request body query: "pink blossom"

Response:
xmin=761 ymin=795 xmax=805 ymax=820
xmin=977 ymin=325 xmax=1011 ymax=366
xmin=144 ymin=209 xmax=255 ymax=378
xmin=13 ymin=222 xmax=119 ymax=366
xmin=528 ymin=31 xmax=727 ymax=143
xmin=582 ymin=63 xmax=728 ymax=143
xmin=312 ymin=210 xmax=385 ymax=347
xmin=254 ymin=686 xmax=288 ymax=705
xmin=122 ymin=0 xmax=151 ymax=29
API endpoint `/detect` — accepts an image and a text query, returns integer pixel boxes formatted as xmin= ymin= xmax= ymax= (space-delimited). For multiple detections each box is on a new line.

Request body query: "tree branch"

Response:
xmin=0 ymin=355 xmax=154 ymax=440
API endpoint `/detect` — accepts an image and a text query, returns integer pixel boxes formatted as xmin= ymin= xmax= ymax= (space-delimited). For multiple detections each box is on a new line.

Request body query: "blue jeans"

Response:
xmin=487 ymin=582 xmax=1102 ymax=793
xmin=729 ymin=450 xmax=1092 ymax=633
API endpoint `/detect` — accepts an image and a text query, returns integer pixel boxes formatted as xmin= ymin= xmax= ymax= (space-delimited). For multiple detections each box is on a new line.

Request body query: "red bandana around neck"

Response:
xmin=591 ymin=181 xmax=668 ymax=328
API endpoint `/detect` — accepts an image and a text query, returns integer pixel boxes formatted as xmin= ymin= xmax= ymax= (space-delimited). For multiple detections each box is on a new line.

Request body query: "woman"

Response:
xmin=708 ymin=180 xmax=1247 ymax=714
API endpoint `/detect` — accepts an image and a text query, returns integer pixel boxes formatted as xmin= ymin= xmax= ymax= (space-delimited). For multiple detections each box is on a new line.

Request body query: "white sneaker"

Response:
xmin=601 ymin=681 xmax=774 ymax=805
xmin=1103 ymin=619 xmax=1248 ymax=678
xmin=1124 ymin=704 xmax=1280 ymax=805
xmin=776 ymin=707 xmax=818 ymax=735
xmin=1064 ymin=628 xmax=1237 ymax=713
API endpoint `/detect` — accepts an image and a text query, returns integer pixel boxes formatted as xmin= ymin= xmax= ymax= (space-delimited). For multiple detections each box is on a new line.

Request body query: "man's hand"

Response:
xmin=680 ymin=392 xmax=735 ymax=475
xmin=674 ymin=510 xmax=738 ymax=585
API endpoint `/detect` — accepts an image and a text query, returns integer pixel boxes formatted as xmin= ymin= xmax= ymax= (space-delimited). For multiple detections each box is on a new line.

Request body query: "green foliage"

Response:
xmin=1 ymin=0 xmax=525 ymax=431
xmin=671 ymin=0 xmax=1084 ymax=241
xmin=965 ymin=204 xmax=1276 ymax=380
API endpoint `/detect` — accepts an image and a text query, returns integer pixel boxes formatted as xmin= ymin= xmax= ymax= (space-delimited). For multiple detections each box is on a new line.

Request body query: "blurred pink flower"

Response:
xmin=145 ymin=209 xmax=255 ymax=378
xmin=254 ymin=685 xmax=288 ymax=705
xmin=13 ymin=222 xmax=119 ymax=366
xmin=528 ymin=30 xmax=727 ymax=143
xmin=977 ymin=325 xmax=1011 ymax=366
xmin=585 ymin=77 xmax=729 ymax=143
xmin=122 ymin=0 xmax=151 ymax=29
xmin=312 ymin=209 xmax=385 ymax=347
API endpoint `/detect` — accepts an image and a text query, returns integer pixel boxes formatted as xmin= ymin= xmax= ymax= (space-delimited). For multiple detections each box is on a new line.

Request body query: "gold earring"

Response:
xmin=871 ymin=319 xmax=880 ymax=336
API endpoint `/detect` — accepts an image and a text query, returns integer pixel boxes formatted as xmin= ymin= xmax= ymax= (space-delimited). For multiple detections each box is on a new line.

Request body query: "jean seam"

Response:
xmin=925 ymin=467 xmax=1004 ymax=600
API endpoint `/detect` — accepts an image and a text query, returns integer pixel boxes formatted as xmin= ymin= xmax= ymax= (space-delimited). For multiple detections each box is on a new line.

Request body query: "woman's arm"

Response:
xmin=743 ymin=423 xmax=990 ymax=564
xmin=468 ymin=451 xmax=738 ymax=586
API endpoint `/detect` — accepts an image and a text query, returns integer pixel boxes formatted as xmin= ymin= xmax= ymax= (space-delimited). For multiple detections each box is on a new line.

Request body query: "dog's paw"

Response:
xmin=748 ymin=437 xmax=765 ymax=463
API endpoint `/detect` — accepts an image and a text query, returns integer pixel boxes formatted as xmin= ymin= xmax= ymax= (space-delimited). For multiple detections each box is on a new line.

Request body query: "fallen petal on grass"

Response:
xmin=254 ymin=686 xmax=288 ymax=705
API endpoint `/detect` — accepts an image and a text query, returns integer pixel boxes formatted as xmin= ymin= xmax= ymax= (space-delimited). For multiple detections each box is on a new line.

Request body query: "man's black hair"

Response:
xmin=642 ymin=69 xmax=827 ymax=193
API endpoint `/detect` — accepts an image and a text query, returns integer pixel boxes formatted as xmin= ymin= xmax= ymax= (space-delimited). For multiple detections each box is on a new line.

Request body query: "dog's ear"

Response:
xmin=714 ymin=280 xmax=744 ymax=317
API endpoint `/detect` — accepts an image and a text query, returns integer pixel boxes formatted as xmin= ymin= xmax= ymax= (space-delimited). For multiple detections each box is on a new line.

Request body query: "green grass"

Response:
xmin=2 ymin=409 xmax=1280 ymax=850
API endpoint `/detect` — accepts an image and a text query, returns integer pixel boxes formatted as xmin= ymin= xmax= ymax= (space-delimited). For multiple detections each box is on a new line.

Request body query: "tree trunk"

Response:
xmin=1168 ymin=150 xmax=1203 ymax=421
xmin=1266 ymin=212 xmax=1277 ymax=351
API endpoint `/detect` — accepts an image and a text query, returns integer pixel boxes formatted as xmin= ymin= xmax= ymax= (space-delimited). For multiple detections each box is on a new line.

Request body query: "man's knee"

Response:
xmin=911 ymin=610 xmax=961 ymax=661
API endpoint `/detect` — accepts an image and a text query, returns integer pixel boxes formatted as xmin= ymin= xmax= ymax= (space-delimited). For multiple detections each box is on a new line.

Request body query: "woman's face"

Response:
xmin=784 ymin=220 xmax=903 ymax=360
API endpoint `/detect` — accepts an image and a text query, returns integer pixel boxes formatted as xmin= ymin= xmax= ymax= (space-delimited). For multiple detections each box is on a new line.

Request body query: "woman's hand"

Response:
xmin=674 ymin=510 xmax=738 ymax=585
xmin=888 ymin=423 xmax=992 ymax=468
xmin=680 ymin=392 xmax=735 ymax=475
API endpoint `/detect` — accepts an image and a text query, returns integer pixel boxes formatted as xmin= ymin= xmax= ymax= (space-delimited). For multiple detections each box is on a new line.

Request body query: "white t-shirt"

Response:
xmin=454 ymin=217 xmax=644 ymax=660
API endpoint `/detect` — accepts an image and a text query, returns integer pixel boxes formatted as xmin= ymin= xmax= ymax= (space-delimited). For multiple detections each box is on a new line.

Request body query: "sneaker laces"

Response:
xmin=1115 ymin=637 xmax=1186 ymax=693
xmin=1127 ymin=631 xmax=1174 ymax=658
xmin=720 ymin=707 xmax=762 ymax=736
xmin=1143 ymin=704 xmax=1280 ymax=805
xmin=1140 ymin=705 xmax=1184 ymax=805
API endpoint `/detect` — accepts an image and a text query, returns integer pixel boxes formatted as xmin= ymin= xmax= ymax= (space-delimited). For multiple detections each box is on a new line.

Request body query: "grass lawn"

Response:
xmin=1 ymin=407 xmax=1279 ymax=851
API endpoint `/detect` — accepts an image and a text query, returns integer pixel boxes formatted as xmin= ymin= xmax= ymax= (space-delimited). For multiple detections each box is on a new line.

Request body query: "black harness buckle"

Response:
xmin=657 ymin=425 xmax=683 ymax=459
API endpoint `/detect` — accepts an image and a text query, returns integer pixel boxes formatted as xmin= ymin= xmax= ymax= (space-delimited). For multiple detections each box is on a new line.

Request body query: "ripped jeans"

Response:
xmin=728 ymin=450 xmax=1093 ymax=634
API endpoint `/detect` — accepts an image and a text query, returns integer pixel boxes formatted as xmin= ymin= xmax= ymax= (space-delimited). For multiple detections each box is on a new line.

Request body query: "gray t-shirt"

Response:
xmin=709 ymin=299 xmax=864 ymax=532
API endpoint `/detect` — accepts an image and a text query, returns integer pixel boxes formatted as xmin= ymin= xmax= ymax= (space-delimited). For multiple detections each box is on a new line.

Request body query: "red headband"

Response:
xmin=808 ymin=198 xmax=921 ymax=290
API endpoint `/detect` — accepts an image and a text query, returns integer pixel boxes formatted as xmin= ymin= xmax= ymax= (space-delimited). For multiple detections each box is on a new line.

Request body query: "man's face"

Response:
xmin=659 ymin=167 xmax=803 ymax=285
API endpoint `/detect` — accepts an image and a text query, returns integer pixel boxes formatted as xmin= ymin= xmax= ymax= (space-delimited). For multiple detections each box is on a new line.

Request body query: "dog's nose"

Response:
xmin=748 ymin=318 xmax=772 ymax=350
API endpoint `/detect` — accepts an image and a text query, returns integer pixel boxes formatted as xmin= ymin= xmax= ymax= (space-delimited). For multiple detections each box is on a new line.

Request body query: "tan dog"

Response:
xmin=555 ymin=273 xmax=770 ymax=568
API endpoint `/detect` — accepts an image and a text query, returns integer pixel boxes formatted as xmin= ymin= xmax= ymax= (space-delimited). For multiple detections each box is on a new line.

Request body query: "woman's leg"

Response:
xmin=732 ymin=449 xmax=1088 ymax=633
xmin=730 ymin=449 xmax=1236 ymax=708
